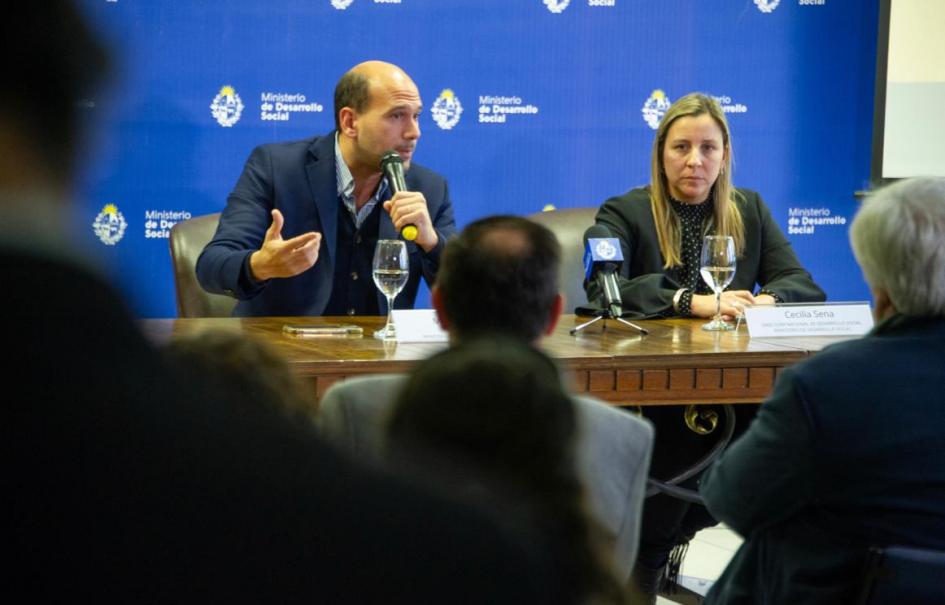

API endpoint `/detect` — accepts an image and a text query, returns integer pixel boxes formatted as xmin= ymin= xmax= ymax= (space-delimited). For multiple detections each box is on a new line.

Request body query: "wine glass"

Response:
xmin=373 ymin=239 xmax=409 ymax=340
xmin=699 ymin=235 xmax=737 ymax=331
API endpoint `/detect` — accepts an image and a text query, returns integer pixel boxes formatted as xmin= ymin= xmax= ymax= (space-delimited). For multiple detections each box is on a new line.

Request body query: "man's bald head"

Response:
xmin=333 ymin=61 xmax=416 ymax=131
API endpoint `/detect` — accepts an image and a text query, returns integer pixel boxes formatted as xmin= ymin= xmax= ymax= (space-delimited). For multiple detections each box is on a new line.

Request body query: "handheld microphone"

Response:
xmin=380 ymin=150 xmax=418 ymax=241
xmin=582 ymin=224 xmax=625 ymax=319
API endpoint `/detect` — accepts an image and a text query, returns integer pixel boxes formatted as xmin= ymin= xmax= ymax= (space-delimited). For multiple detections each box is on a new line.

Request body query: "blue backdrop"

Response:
xmin=77 ymin=0 xmax=879 ymax=317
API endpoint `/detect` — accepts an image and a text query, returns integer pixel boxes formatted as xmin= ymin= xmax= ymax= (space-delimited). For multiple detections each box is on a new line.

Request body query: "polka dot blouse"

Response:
xmin=669 ymin=197 xmax=714 ymax=316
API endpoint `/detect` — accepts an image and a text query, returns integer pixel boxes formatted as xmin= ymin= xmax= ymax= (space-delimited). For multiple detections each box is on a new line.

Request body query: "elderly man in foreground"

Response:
xmin=700 ymin=177 xmax=945 ymax=604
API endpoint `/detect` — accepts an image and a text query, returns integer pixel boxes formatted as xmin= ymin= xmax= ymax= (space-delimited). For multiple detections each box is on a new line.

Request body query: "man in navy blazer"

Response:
xmin=197 ymin=61 xmax=456 ymax=316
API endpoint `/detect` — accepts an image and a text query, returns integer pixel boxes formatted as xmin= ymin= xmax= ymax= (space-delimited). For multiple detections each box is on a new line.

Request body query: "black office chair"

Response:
xmin=858 ymin=545 xmax=945 ymax=605
xmin=168 ymin=213 xmax=237 ymax=318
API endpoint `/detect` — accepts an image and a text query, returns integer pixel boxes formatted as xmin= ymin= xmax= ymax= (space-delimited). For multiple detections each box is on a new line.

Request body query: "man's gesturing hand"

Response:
xmin=249 ymin=209 xmax=321 ymax=281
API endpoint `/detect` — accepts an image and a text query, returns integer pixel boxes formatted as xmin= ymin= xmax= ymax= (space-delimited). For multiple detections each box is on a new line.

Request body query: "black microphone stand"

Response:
xmin=570 ymin=307 xmax=649 ymax=336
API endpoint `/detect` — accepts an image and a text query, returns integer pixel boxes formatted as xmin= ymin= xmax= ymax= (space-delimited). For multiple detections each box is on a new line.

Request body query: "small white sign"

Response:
xmin=745 ymin=303 xmax=874 ymax=338
xmin=392 ymin=309 xmax=449 ymax=343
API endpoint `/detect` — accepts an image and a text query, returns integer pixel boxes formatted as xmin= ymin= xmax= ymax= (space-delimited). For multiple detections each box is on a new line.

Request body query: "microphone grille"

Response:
xmin=380 ymin=150 xmax=402 ymax=169
xmin=584 ymin=224 xmax=612 ymax=243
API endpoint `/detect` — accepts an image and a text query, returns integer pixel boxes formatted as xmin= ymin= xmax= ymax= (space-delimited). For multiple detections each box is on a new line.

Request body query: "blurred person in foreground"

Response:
xmin=162 ymin=329 xmax=317 ymax=424
xmin=701 ymin=177 xmax=945 ymax=604
xmin=319 ymin=215 xmax=654 ymax=581
xmin=587 ymin=92 xmax=825 ymax=599
xmin=387 ymin=336 xmax=629 ymax=605
xmin=2 ymin=4 xmax=564 ymax=603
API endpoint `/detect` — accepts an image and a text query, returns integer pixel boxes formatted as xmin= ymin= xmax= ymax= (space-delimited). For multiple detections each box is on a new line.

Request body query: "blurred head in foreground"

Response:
xmin=0 ymin=2 xmax=110 ymax=192
xmin=163 ymin=329 xmax=316 ymax=424
xmin=387 ymin=336 xmax=626 ymax=605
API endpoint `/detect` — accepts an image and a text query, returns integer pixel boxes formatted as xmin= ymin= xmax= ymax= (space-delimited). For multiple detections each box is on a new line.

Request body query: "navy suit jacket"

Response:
xmin=196 ymin=133 xmax=456 ymax=316
xmin=701 ymin=314 xmax=945 ymax=604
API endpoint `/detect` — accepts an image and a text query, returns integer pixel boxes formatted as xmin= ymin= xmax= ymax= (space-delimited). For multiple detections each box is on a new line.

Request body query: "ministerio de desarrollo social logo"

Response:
xmin=92 ymin=204 xmax=127 ymax=246
xmin=755 ymin=0 xmax=781 ymax=13
xmin=641 ymin=89 xmax=671 ymax=130
xmin=544 ymin=0 xmax=570 ymax=14
xmin=431 ymin=89 xmax=463 ymax=130
xmin=210 ymin=85 xmax=244 ymax=127
xmin=332 ymin=0 xmax=354 ymax=9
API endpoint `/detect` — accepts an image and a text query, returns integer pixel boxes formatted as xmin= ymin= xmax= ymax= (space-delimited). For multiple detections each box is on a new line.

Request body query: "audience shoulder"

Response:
xmin=573 ymin=395 xmax=654 ymax=448
xmin=317 ymin=373 xmax=407 ymax=450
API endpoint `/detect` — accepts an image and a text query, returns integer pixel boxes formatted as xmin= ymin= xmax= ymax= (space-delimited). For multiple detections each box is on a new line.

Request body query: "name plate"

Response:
xmin=745 ymin=303 xmax=874 ymax=337
xmin=391 ymin=309 xmax=449 ymax=342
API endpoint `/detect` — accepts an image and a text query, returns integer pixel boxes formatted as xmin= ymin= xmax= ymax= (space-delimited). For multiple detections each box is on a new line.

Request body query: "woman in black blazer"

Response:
xmin=586 ymin=93 xmax=825 ymax=600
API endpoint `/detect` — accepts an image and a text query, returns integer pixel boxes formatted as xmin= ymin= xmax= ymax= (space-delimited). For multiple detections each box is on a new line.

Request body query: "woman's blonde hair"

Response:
xmin=649 ymin=92 xmax=744 ymax=268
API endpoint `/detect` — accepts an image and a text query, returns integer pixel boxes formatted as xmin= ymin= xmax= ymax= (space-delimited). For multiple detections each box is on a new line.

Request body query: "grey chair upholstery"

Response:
xmin=858 ymin=545 xmax=945 ymax=605
xmin=527 ymin=207 xmax=597 ymax=312
xmin=169 ymin=213 xmax=237 ymax=317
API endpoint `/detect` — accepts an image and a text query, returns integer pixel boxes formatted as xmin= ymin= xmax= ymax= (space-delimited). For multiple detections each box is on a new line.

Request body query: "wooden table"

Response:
xmin=141 ymin=315 xmax=849 ymax=407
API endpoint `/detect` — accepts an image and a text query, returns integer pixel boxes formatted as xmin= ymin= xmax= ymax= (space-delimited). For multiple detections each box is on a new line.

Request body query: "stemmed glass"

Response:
xmin=373 ymin=239 xmax=409 ymax=340
xmin=699 ymin=235 xmax=737 ymax=331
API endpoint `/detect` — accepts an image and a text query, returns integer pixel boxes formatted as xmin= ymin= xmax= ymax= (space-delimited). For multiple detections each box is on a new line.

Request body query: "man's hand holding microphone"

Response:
xmin=381 ymin=150 xmax=438 ymax=252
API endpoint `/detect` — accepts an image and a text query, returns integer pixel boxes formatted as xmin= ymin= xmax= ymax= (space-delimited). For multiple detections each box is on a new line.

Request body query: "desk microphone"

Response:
xmin=583 ymin=224 xmax=625 ymax=319
xmin=572 ymin=225 xmax=648 ymax=336
xmin=380 ymin=150 xmax=417 ymax=241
